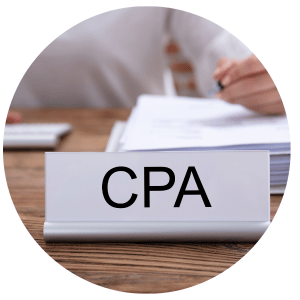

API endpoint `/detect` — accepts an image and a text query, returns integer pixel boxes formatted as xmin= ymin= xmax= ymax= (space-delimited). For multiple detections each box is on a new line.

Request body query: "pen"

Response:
xmin=207 ymin=81 xmax=224 ymax=98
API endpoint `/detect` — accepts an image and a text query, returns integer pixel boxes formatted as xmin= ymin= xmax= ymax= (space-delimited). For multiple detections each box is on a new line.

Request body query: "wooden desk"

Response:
xmin=4 ymin=108 xmax=282 ymax=293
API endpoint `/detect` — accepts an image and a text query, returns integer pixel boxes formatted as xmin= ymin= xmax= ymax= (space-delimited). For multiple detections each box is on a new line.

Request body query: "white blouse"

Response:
xmin=11 ymin=7 xmax=251 ymax=108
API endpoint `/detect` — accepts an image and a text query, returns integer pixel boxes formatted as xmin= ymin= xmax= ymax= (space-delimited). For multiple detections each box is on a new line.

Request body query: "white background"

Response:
xmin=1 ymin=0 xmax=299 ymax=298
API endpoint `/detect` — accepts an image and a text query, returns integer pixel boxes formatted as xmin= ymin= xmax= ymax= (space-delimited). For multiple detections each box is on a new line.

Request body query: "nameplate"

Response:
xmin=44 ymin=151 xmax=270 ymax=242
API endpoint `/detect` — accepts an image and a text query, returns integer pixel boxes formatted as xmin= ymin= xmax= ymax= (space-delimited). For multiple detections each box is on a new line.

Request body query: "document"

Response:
xmin=120 ymin=95 xmax=290 ymax=151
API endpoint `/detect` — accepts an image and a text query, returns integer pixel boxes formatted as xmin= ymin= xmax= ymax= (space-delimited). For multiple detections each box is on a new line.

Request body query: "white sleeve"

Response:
xmin=168 ymin=10 xmax=252 ymax=97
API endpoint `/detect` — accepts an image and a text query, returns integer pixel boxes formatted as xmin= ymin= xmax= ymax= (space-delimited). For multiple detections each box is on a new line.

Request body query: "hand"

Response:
xmin=213 ymin=55 xmax=285 ymax=115
xmin=6 ymin=112 xmax=22 ymax=124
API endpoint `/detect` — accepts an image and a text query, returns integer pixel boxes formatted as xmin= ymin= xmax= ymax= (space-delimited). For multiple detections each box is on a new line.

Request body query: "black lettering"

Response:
xmin=102 ymin=166 xmax=137 ymax=208
xmin=174 ymin=166 xmax=211 ymax=207
xmin=144 ymin=167 xmax=175 ymax=207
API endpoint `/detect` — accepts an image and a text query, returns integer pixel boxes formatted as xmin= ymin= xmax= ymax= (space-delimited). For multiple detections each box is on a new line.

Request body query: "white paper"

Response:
xmin=120 ymin=95 xmax=290 ymax=151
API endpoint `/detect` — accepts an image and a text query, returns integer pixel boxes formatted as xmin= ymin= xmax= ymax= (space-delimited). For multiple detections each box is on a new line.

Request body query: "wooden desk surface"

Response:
xmin=4 ymin=108 xmax=282 ymax=293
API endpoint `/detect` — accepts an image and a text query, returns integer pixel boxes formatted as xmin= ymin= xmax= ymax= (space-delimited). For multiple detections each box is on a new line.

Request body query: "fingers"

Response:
xmin=217 ymin=72 xmax=275 ymax=102
xmin=216 ymin=57 xmax=231 ymax=68
xmin=221 ymin=54 xmax=266 ymax=86
xmin=6 ymin=112 xmax=22 ymax=124
xmin=213 ymin=58 xmax=236 ymax=81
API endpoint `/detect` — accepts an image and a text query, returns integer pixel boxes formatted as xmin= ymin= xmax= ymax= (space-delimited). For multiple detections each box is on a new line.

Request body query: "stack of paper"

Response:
xmin=108 ymin=95 xmax=290 ymax=194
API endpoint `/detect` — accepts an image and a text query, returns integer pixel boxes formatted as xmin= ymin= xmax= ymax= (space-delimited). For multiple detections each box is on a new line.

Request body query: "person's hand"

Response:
xmin=213 ymin=54 xmax=285 ymax=115
xmin=6 ymin=112 xmax=22 ymax=124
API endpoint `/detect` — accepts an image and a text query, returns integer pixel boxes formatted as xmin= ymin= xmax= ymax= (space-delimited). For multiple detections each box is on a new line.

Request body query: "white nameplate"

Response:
xmin=44 ymin=151 xmax=270 ymax=242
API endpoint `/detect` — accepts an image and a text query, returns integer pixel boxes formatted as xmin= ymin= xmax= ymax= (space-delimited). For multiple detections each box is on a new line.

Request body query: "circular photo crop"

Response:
xmin=4 ymin=6 xmax=289 ymax=293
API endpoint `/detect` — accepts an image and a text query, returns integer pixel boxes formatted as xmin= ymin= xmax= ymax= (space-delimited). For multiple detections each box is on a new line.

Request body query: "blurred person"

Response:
xmin=9 ymin=7 xmax=284 ymax=115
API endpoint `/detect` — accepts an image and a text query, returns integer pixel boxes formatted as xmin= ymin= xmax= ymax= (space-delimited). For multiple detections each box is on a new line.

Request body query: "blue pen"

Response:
xmin=207 ymin=81 xmax=224 ymax=98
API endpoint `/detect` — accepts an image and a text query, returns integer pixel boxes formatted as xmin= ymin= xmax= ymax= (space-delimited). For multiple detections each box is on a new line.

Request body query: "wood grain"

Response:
xmin=4 ymin=108 xmax=283 ymax=293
